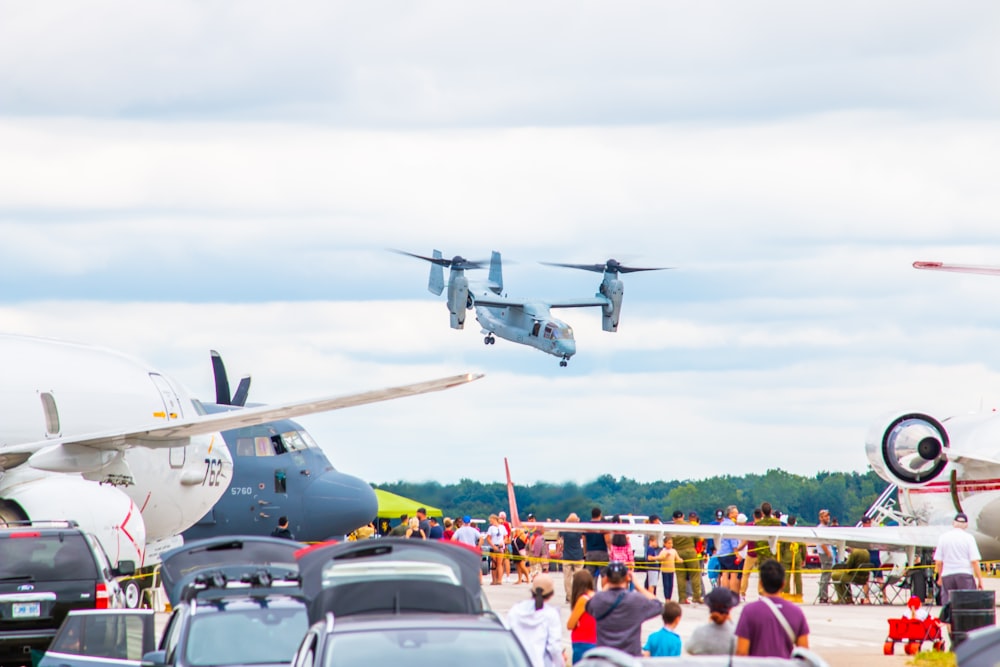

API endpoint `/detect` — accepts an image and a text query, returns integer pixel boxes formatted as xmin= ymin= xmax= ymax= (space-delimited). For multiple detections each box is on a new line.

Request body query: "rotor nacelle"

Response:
xmin=446 ymin=271 xmax=470 ymax=329
xmin=866 ymin=412 xmax=949 ymax=487
xmin=599 ymin=275 xmax=624 ymax=332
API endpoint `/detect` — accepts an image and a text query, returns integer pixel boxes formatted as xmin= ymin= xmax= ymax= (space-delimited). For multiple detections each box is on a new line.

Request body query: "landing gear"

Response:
xmin=483 ymin=334 xmax=495 ymax=345
xmin=559 ymin=358 xmax=568 ymax=367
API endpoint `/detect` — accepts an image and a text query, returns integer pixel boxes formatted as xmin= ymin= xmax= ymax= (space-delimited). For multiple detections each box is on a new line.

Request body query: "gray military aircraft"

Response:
xmin=397 ymin=250 xmax=666 ymax=366
xmin=182 ymin=351 xmax=378 ymax=545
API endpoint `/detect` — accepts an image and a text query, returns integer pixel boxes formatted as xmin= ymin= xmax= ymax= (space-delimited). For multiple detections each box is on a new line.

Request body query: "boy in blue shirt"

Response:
xmin=643 ymin=600 xmax=682 ymax=657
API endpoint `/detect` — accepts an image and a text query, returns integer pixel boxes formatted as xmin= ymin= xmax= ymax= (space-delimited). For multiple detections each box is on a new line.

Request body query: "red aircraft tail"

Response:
xmin=505 ymin=457 xmax=521 ymax=529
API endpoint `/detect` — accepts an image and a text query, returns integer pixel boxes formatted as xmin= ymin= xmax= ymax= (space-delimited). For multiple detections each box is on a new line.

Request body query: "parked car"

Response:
xmin=38 ymin=609 xmax=155 ymax=667
xmin=0 ymin=520 xmax=134 ymax=665
xmin=291 ymin=538 xmax=530 ymax=666
xmin=39 ymin=536 xmax=307 ymax=667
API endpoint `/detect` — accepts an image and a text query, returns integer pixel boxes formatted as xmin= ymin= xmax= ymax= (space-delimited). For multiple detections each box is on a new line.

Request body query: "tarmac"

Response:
xmin=482 ymin=569 xmax=1000 ymax=666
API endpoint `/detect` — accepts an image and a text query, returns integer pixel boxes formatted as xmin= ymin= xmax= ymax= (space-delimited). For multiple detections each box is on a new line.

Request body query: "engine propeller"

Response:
xmin=392 ymin=250 xmax=487 ymax=271
xmin=211 ymin=350 xmax=251 ymax=407
xmin=541 ymin=258 xmax=671 ymax=275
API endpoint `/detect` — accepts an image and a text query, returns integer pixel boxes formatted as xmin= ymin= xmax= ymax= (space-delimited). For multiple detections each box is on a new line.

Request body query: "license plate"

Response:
xmin=12 ymin=602 xmax=40 ymax=618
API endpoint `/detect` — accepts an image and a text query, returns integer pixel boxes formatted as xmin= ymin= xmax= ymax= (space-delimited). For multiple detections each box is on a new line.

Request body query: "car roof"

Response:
xmin=324 ymin=612 xmax=507 ymax=633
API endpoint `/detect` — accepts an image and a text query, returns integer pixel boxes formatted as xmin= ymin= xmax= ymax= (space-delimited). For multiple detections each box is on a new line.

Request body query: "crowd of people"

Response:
xmin=345 ymin=504 xmax=985 ymax=665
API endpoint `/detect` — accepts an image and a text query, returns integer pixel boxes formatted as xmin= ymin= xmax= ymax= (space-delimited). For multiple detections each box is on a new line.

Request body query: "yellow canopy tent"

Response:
xmin=373 ymin=488 xmax=443 ymax=518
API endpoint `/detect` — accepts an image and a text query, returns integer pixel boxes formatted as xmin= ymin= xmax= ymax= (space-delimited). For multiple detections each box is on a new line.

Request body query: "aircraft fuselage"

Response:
xmin=475 ymin=300 xmax=576 ymax=360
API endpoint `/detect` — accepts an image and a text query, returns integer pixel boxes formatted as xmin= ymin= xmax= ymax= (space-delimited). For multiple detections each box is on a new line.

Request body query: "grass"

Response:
xmin=907 ymin=650 xmax=955 ymax=667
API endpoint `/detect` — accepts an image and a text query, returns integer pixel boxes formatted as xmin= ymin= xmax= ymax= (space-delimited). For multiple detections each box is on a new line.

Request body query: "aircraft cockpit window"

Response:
xmin=299 ymin=430 xmax=318 ymax=449
xmin=255 ymin=437 xmax=276 ymax=457
xmin=236 ymin=438 xmax=256 ymax=457
xmin=543 ymin=323 xmax=556 ymax=339
xmin=561 ymin=325 xmax=573 ymax=338
xmin=281 ymin=431 xmax=308 ymax=452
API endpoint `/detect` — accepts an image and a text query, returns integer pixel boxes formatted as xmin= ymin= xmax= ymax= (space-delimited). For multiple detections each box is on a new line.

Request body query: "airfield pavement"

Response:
xmin=482 ymin=570 xmax=1000 ymax=666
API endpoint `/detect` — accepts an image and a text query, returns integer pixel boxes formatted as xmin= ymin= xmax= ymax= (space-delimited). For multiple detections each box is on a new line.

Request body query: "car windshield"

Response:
xmin=184 ymin=606 xmax=307 ymax=666
xmin=322 ymin=627 xmax=529 ymax=667
xmin=0 ymin=533 xmax=98 ymax=581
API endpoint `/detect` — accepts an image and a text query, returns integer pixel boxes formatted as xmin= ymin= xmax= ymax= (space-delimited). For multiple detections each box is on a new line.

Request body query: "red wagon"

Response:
xmin=884 ymin=616 xmax=945 ymax=655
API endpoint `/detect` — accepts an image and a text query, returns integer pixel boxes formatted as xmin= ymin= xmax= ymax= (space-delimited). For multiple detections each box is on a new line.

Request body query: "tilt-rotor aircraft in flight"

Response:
xmin=527 ymin=260 xmax=1000 ymax=559
xmin=0 ymin=333 xmax=481 ymax=570
xmin=396 ymin=250 xmax=667 ymax=366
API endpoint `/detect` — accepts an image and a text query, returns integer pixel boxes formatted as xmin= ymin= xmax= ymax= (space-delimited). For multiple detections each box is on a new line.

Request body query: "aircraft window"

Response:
xmin=255 ymin=437 xmax=276 ymax=457
xmin=275 ymin=469 xmax=287 ymax=494
xmin=531 ymin=321 xmax=541 ymax=337
xmin=236 ymin=438 xmax=256 ymax=457
xmin=544 ymin=323 xmax=556 ymax=339
xmin=563 ymin=325 xmax=573 ymax=337
xmin=299 ymin=431 xmax=318 ymax=449
xmin=281 ymin=431 xmax=308 ymax=452
xmin=40 ymin=392 xmax=60 ymax=435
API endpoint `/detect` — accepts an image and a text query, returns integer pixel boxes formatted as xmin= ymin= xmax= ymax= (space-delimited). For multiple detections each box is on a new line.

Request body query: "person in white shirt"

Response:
xmin=506 ymin=574 xmax=566 ymax=667
xmin=933 ymin=512 xmax=984 ymax=606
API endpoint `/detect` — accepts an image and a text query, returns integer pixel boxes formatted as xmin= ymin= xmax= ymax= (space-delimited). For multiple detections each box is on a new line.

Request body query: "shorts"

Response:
xmin=717 ymin=554 xmax=739 ymax=572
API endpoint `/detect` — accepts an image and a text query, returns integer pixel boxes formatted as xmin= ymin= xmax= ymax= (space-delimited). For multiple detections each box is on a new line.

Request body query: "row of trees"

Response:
xmin=375 ymin=468 xmax=888 ymax=526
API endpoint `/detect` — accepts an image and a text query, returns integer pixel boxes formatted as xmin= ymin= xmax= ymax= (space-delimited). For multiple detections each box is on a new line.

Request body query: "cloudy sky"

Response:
xmin=2 ymin=2 xmax=1000 ymax=486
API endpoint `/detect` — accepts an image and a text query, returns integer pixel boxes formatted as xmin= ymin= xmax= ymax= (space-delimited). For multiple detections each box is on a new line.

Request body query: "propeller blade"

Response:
xmin=210 ymin=350 xmax=232 ymax=405
xmin=391 ymin=249 xmax=487 ymax=270
xmin=541 ymin=259 xmax=672 ymax=274
xmin=231 ymin=376 xmax=252 ymax=407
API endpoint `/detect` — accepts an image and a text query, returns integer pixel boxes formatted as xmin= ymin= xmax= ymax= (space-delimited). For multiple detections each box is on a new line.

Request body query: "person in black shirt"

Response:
xmin=271 ymin=516 xmax=294 ymax=540
xmin=584 ymin=507 xmax=610 ymax=584
xmin=558 ymin=513 xmax=586 ymax=603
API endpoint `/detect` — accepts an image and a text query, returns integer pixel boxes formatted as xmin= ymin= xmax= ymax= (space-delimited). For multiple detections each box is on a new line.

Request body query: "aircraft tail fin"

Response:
xmin=428 ymin=249 xmax=445 ymax=296
xmin=505 ymin=457 xmax=521 ymax=529
xmin=487 ymin=251 xmax=503 ymax=295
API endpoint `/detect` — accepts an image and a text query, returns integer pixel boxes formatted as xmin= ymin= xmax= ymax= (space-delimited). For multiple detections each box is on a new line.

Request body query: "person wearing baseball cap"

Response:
xmin=506 ymin=574 xmax=565 ymax=667
xmin=933 ymin=512 xmax=983 ymax=606
xmin=687 ymin=587 xmax=740 ymax=655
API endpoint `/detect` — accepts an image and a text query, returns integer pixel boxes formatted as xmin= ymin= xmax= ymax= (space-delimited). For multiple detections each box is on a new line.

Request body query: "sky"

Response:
xmin=2 ymin=2 xmax=1000 ymax=486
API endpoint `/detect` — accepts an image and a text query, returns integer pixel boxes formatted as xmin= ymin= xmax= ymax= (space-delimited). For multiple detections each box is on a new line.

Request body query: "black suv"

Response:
xmin=0 ymin=521 xmax=134 ymax=666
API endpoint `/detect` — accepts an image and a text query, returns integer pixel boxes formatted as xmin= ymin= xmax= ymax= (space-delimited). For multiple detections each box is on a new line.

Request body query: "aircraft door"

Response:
xmin=149 ymin=373 xmax=186 ymax=468
xmin=531 ymin=320 xmax=541 ymax=337
xmin=148 ymin=374 xmax=184 ymax=420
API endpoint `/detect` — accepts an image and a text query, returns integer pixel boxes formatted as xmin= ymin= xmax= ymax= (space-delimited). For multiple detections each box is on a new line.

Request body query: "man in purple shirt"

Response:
xmin=735 ymin=559 xmax=809 ymax=657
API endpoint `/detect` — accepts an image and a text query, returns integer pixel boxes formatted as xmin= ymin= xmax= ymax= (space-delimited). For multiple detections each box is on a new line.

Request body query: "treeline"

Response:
xmin=375 ymin=469 xmax=887 ymax=527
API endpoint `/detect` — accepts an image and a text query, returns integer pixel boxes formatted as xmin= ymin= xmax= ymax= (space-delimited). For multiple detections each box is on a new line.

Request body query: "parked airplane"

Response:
xmin=396 ymin=250 xmax=667 ymax=366
xmin=182 ymin=351 xmax=378 ymax=544
xmin=0 ymin=333 xmax=481 ymax=570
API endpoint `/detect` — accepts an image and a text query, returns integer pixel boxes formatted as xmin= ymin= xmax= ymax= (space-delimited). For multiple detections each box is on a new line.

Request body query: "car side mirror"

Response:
xmin=142 ymin=650 xmax=168 ymax=667
xmin=114 ymin=560 xmax=137 ymax=577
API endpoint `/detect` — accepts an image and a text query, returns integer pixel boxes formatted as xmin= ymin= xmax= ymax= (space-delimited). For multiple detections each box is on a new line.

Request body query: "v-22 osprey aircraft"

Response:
xmin=0 ymin=333 xmax=480 ymax=571
xmin=398 ymin=250 xmax=667 ymax=366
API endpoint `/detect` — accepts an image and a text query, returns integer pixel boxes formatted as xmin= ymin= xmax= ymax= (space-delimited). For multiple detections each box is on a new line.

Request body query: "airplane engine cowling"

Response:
xmin=599 ymin=277 xmax=624 ymax=332
xmin=1 ymin=476 xmax=147 ymax=566
xmin=866 ymin=412 xmax=949 ymax=487
xmin=446 ymin=272 xmax=469 ymax=329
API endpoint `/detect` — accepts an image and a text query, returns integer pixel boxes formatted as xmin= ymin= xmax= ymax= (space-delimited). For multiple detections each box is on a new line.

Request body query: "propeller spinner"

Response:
xmin=541 ymin=258 xmax=671 ymax=274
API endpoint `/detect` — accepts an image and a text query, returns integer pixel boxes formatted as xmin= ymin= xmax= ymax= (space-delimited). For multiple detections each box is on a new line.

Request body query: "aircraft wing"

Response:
xmin=529 ymin=520 xmax=948 ymax=551
xmin=3 ymin=373 xmax=483 ymax=471
xmin=472 ymin=294 xmax=608 ymax=309
xmin=913 ymin=261 xmax=1000 ymax=277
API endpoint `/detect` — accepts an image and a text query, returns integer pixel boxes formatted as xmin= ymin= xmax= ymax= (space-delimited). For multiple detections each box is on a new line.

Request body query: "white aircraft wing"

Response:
xmin=3 ymin=373 xmax=483 ymax=471
xmin=472 ymin=294 xmax=608 ymax=309
xmin=530 ymin=520 xmax=948 ymax=551
xmin=913 ymin=261 xmax=1000 ymax=276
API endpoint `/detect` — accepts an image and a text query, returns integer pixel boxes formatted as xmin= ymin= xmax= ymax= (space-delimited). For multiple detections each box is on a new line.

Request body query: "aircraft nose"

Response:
xmin=302 ymin=470 xmax=378 ymax=539
xmin=558 ymin=339 xmax=576 ymax=357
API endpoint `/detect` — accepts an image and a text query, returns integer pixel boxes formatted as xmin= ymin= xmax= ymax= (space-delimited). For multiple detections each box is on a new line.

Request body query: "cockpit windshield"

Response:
xmin=235 ymin=429 xmax=317 ymax=457
xmin=543 ymin=323 xmax=573 ymax=340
